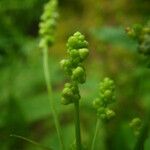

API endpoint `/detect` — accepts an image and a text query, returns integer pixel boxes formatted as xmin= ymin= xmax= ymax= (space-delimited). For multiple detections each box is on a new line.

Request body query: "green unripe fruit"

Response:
xmin=99 ymin=77 xmax=115 ymax=105
xmin=106 ymin=109 xmax=115 ymax=120
xmin=129 ymin=117 xmax=142 ymax=136
xmin=39 ymin=0 xmax=58 ymax=48
xmin=60 ymin=59 xmax=71 ymax=69
xmin=104 ymin=90 xmax=112 ymax=99
xmin=69 ymin=49 xmax=80 ymax=58
xmin=97 ymin=108 xmax=115 ymax=121
xmin=97 ymin=107 xmax=107 ymax=119
xmin=79 ymin=48 xmax=89 ymax=60
xmin=130 ymin=118 xmax=142 ymax=129
xmin=61 ymin=83 xmax=80 ymax=105
xmin=61 ymin=32 xmax=89 ymax=105
xmin=62 ymin=87 xmax=73 ymax=99
xmin=67 ymin=32 xmax=88 ymax=50
xmin=60 ymin=59 xmax=72 ymax=74
xmin=72 ymin=66 xmax=86 ymax=83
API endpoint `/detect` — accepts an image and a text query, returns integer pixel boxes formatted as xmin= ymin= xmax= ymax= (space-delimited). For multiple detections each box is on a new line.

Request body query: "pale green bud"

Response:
xmin=129 ymin=118 xmax=142 ymax=129
xmin=67 ymin=32 xmax=88 ymax=50
xmin=106 ymin=109 xmax=115 ymax=120
xmin=79 ymin=48 xmax=89 ymax=60
xmin=72 ymin=66 xmax=86 ymax=83
xmin=129 ymin=117 xmax=142 ymax=136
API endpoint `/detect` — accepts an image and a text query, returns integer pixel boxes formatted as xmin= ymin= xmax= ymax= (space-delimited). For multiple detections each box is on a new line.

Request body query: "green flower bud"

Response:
xmin=62 ymin=87 xmax=73 ymax=99
xmin=97 ymin=107 xmax=106 ymax=119
xmin=79 ymin=48 xmax=89 ymax=60
xmin=60 ymin=59 xmax=72 ymax=74
xmin=61 ymin=83 xmax=80 ymax=105
xmin=99 ymin=77 xmax=115 ymax=104
xmin=39 ymin=0 xmax=58 ymax=48
xmin=69 ymin=49 xmax=80 ymax=58
xmin=93 ymin=77 xmax=116 ymax=121
xmin=129 ymin=117 xmax=142 ymax=136
xmin=67 ymin=32 xmax=88 ymax=51
xmin=129 ymin=118 xmax=142 ymax=129
xmin=106 ymin=109 xmax=115 ymax=120
xmin=97 ymin=108 xmax=115 ymax=121
xmin=72 ymin=66 xmax=86 ymax=83
xmin=61 ymin=32 xmax=89 ymax=105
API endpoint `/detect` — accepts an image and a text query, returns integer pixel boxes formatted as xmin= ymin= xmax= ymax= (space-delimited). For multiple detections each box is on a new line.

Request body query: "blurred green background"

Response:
xmin=0 ymin=0 xmax=150 ymax=150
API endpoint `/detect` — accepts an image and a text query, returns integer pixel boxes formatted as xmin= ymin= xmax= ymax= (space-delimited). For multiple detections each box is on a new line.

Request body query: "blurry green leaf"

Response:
xmin=91 ymin=26 xmax=138 ymax=50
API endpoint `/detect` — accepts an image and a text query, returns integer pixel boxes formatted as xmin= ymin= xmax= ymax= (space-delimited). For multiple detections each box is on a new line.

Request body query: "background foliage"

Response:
xmin=0 ymin=0 xmax=150 ymax=150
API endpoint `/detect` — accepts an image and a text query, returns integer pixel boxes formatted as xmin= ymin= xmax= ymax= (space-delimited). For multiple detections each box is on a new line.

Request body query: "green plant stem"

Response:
xmin=43 ymin=47 xmax=65 ymax=150
xmin=91 ymin=118 xmax=100 ymax=150
xmin=10 ymin=134 xmax=52 ymax=150
xmin=74 ymin=100 xmax=82 ymax=150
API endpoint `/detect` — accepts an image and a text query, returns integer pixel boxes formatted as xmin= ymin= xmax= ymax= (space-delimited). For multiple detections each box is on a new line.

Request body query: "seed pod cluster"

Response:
xmin=126 ymin=22 xmax=150 ymax=66
xmin=39 ymin=0 xmax=58 ymax=49
xmin=60 ymin=32 xmax=89 ymax=105
xmin=93 ymin=77 xmax=116 ymax=121
xmin=129 ymin=117 xmax=142 ymax=136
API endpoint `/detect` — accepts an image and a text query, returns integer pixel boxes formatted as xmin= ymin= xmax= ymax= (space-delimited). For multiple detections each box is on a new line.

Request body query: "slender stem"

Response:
xmin=91 ymin=119 xmax=100 ymax=150
xmin=10 ymin=134 xmax=52 ymax=150
xmin=74 ymin=100 xmax=82 ymax=150
xmin=43 ymin=47 xmax=65 ymax=150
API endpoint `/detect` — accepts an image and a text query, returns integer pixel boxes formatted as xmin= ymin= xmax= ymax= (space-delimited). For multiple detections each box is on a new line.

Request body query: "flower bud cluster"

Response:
xmin=39 ymin=0 xmax=58 ymax=49
xmin=61 ymin=83 xmax=80 ymax=105
xmin=129 ymin=117 xmax=142 ymax=136
xmin=126 ymin=23 xmax=150 ymax=56
xmin=60 ymin=32 xmax=89 ymax=105
xmin=93 ymin=77 xmax=116 ymax=121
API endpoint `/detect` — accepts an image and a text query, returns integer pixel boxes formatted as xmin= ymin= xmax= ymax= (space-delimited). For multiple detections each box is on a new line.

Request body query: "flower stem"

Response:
xmin=43 ymin=47 xmax=65 ymax=150
xmin=74 ymin=100 xmax=82 ymax=150
xmin=91 ymin=119 xmax=100 ymax=150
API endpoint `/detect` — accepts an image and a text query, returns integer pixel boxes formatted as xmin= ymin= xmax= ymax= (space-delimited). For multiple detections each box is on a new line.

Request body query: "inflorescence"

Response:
xmin=126 ymin=22 xmax=150 ymax=67
xmin=39 ymin=0 xmax=58 ymax=49
xmin=60 ymin=32 xmax=89 ymax=105
xmin=129 ymin=117 xmax=142 ymax=136
xmin=93 ymin=77 xmax=116 ymax=121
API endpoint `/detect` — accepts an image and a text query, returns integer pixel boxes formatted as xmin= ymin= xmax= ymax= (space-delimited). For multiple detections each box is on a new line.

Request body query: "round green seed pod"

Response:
xmin=106 ymin=109 xmax=115 ymax=120
xmin=72 ymin=66 xmax=86 ymax=83
xmin=60 ymin=59 xmax=72 ymax=74
xmin=67 ymin=32 xmax=88 ymax=50
xmin=62 ymin=87 xmax=73 ymax=99
xmin=129 ymin=117 xmax=142 ymax=136
xmin=39 ymin=0 xmax=58 ymax=48
xmin=69 ymin=49 xmax=80 ymax=58
xmin=129 ymin=118 xmax=142 ymax=129
xmin=79 ymin=48 xmax=89 ymax=60
xmin=97 ymin=107 xmax=107 ymax=120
